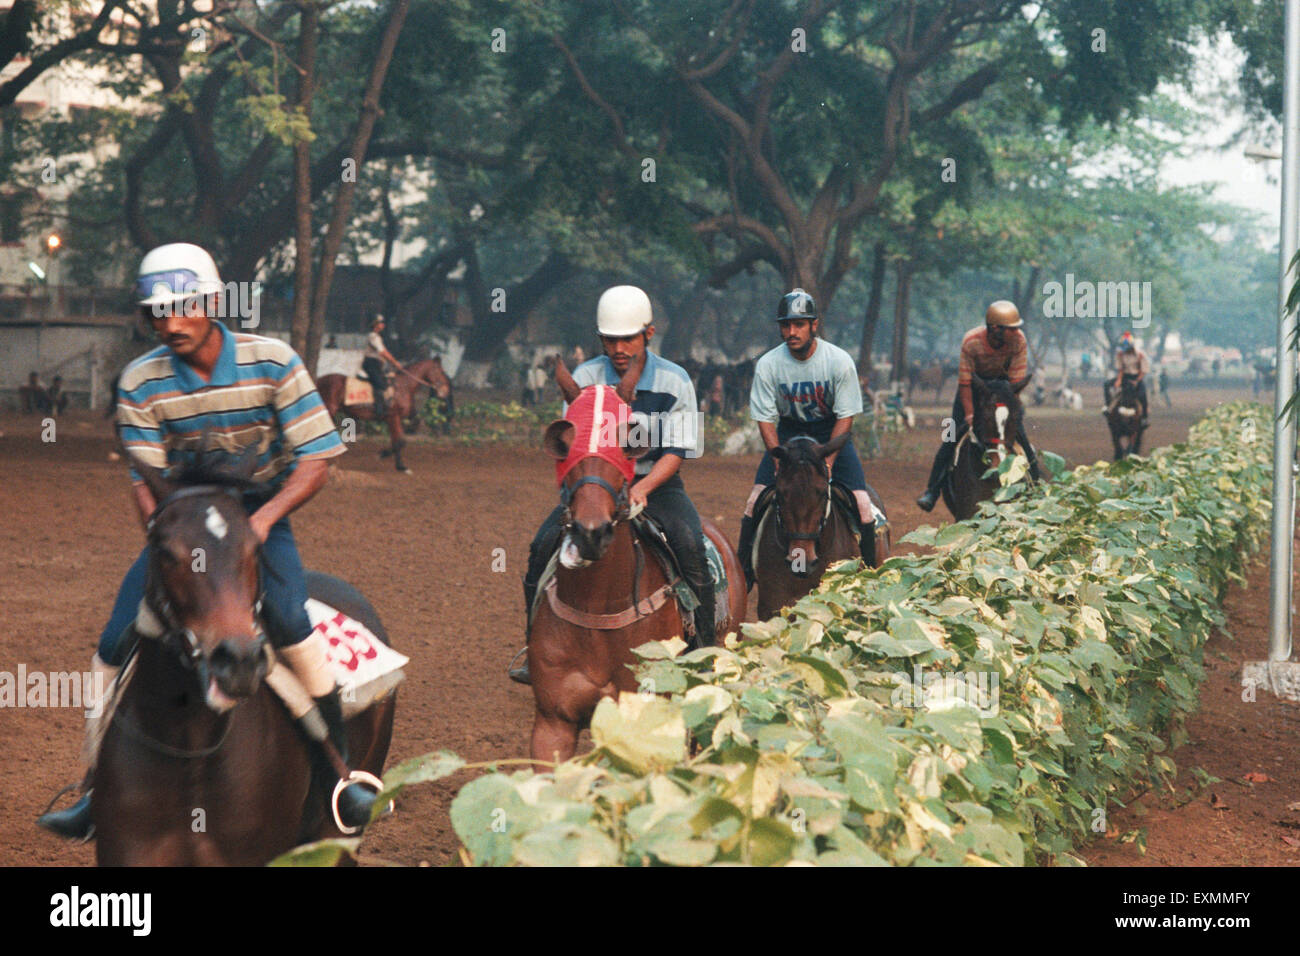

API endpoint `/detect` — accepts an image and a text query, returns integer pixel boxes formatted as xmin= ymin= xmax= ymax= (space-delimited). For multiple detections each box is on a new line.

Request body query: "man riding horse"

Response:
xmin=736 ymin=288 xmax=879 ymax=589
xmin=512 ymin=285 xmax=712 ymax=684
xmin=363 ymin=313 xmax=401 ymax=419
xmin=39 ymin=242 xmax=379 ymax=839
xmin=1103 ymin=331 xmax=1149 ymax=427
xmin=916 ymin=300 xmax=1041 ymax=512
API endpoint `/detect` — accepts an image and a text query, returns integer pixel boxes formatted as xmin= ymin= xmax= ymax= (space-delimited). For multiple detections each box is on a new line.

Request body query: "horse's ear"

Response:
xmin=1011 ymin=376 xmax=1031 ymax=394
xmin=770 ymin=445 xmax=790 ymax=467
xmin=542 ymin=420 xmax=576 ymax=460
xmin=817 ymin=431 xmax=851 ymax=459
xmin=615 ymin=348 xmax=646 ymax=405
xmin=129 ymin=452 xmax=175 ymax=503
xmin=552 ymin=356 xmax=580 ymax=404
xmin=231 ymin=442 xmax=261 ymax=482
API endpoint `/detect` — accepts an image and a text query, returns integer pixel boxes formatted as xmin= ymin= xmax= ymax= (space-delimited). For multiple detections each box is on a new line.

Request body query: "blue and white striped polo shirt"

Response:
xmin=570 ymin=351 xmax=700 ymax=476
xmin=116 ymin=322 xmax=345 ymax=488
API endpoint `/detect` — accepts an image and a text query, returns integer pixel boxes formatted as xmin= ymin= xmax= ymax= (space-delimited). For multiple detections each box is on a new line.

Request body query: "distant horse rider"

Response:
xmin=735 ymin=288 xmax=878 ymax=590
xmin=915 ymin=300 xmax=1040 ymax=512
xmin=363 ymin=314 xmax=401 ymax=418
xmin=1104 ymin=331 xmax=1149 ymax=426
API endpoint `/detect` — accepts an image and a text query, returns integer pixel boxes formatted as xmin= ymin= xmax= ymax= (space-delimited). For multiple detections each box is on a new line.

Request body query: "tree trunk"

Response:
xmin=303 ymin=0 xmax=410 ymax=375
xmin=888 ymin=260 xmax=912 ymax=386
xmin=460 ymin=250 xmax=575 ymax=367
xmin=379 ymin=162 xmax=399 ymax=336
xmin=288 ymin=1 xmax=318 ymax=359
xmin=858 ymin=242 xmax=886 ymax=378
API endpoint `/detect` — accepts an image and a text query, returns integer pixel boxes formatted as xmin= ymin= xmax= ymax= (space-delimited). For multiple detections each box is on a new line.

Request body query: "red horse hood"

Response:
xmin=556 ymin=385 xmax=636 ymax=486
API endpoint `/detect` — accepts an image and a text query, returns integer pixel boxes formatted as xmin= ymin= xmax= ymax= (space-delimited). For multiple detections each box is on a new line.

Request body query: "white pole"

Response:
xmin=1269 ymin=0 xmax=1300 ymax=663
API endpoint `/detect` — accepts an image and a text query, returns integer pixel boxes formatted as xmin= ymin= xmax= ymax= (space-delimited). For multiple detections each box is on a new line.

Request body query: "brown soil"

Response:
xmin=0 ymin=383 xmax=1280 ymax=866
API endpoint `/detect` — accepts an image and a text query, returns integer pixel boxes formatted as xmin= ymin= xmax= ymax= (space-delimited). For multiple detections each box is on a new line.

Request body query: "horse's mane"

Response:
xmin=779 ymin=437 xmax=824 ymax=471
xmin=169 ymin=445 xmax=273 ymax=498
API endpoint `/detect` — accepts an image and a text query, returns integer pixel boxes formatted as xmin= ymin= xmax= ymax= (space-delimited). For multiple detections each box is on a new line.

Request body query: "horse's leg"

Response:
xmin=389 ymin=412 xmax=409 ymax=472
xmin=530 ymin=713 xmax=580 ymax=766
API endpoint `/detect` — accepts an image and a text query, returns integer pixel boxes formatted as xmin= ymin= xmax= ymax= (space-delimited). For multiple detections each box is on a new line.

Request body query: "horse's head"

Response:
xmin=130 ymin=445 xmax=269 ymax=711
xmin=970 ymin=374 xmax=1028 ymax=466
xmin=542 ymin=353 xmax=646 ymax=563
xmin=413 ymin=357 xmax=452 ymax=400
xmin=771 ymin=432 xmax=848 ymax=569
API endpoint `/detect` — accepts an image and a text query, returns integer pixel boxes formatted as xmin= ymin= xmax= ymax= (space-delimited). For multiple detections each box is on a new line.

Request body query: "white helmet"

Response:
xmin=596 ymin=285 xmax=652 ymax=336
xmin=136 ymin=242 xmax=222 ymax=309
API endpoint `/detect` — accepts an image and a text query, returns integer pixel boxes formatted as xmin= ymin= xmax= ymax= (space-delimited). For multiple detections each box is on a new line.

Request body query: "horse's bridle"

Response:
xmin=773 ymin=438 xmax=833 ymax=557
xmin=143 ymin=484 xmax=266 ymax=690
xmin=558 ymin=471 xmax=632 ymax=530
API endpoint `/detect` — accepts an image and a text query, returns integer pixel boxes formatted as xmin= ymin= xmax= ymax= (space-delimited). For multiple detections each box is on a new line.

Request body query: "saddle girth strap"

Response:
xmin=543 ymin=578 xmax=674 ymax=630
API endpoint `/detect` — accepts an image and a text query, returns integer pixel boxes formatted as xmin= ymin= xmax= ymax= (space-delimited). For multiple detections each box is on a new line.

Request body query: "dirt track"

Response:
xmin=0 ymin=384 xmax=1270 ymax=865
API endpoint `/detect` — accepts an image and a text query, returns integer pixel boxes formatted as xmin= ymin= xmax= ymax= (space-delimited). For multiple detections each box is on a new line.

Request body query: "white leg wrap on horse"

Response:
xmin=744 ymin=484 xmax=766 ymax=518
xmin=276 ymin=631 xmax=336 ymax=698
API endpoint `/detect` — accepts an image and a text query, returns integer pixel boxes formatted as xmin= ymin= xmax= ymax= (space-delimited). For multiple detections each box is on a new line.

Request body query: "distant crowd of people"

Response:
xmin=18 ymin=371 xmax=69 ymax=416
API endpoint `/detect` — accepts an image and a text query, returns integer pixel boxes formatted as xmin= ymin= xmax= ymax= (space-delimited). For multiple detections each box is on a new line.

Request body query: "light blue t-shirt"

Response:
xmin=749 ymin=338 xmax=863 ymax=426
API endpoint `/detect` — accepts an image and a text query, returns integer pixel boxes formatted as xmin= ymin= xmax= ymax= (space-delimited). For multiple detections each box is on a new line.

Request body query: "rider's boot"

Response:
xmin=37 ymin=652 xmax=120 ymax=841
xmin=859 ymin=521 xmax=877 ymax=569
xmin=736 ymin=514 xmax=757 ymax=592
xmin=313 ymin=688 xmax=377 ymax=829
xmin=916 ymin=440 xmax=956 ymax=512
xmin=692 ymin=589 xmax=716 ymax=650
xmin=511 ymin=575 xmax=537 ymax=685
xmin=279 ymin=634 xmax=376 ymax=830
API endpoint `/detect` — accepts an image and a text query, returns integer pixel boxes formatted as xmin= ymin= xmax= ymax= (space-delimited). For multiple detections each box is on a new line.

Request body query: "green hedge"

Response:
xmin=372 ymin=402 xmax=1271 ymax=867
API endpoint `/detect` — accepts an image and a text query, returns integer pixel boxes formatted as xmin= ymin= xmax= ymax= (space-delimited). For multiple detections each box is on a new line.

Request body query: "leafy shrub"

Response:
xmin=357 ymin=403 xmax=1271 ymax=867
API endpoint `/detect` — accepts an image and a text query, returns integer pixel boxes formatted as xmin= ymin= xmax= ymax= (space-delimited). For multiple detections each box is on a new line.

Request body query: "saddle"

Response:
xmin=528 ymin=515 xmax=729 ymax=645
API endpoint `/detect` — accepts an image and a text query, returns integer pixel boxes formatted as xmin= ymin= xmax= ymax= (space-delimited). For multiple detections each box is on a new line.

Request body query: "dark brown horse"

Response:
xmin=1105 ymin=375 xmax=1146 ymax=460
xmin=527 ymin=356 xmax=745 ymax=764
xmin=754 ymin=434 xmax=891 ymax=620
xmin=93 ymin=451 xmax=395 ymax=865
xmin=942 ymin=375 xmax=1030 ymax=521
xmin=318 ymin=357 xmax=453 ymax=474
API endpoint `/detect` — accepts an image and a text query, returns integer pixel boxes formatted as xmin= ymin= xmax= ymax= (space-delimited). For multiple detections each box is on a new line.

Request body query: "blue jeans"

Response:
xmin=97 ymin=505 xmax=312 ymax=666
xmin=753 ymin=419 xmax=867 ymax=492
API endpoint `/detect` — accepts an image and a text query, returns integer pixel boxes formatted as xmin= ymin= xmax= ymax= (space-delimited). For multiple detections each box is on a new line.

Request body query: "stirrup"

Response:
xmin=507 ymin=647 xmax=531 ymax=685
xmin=331 ymin=770 xmax=391 ymax=835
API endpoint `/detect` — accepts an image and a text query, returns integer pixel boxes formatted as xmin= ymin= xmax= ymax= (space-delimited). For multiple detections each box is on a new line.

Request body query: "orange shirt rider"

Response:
xmin=956 ymin=324 xmax=1028 ymax=426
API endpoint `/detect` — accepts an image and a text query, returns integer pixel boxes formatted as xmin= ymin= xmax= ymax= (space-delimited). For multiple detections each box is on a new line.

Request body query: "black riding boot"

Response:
xmin=511 ymin=574 xmax=540 ymax=685
xmin=691 ymin=583 xmax=717 ymax=650
xmin=737 ymin=513 xmax=758 ymax=592
xmin=917 ymin=440 xmax=957 ymax=511
xmin=37 ymin=791 xmax=93 ymax=840
xmin=38 ymin=627 xmax=136 ymax=842
xmin=859 ymin=521 xmax=877 ymax=569
xmin=310 ymin=689 xmax=378 ymax=830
